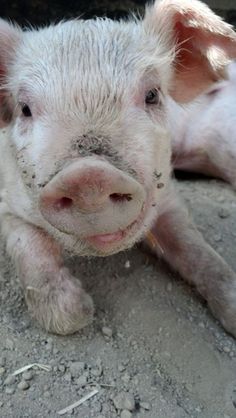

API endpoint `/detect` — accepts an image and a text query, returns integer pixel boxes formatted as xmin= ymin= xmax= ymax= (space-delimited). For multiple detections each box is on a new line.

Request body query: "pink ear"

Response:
xmin=145 ymin=0 xmax=236 ymax=103
xmin=0 ymin=19 xmax=21 ymax=126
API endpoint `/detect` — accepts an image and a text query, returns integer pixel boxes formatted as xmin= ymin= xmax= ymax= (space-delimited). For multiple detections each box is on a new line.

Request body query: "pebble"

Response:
xmin=0 ymin=401 xmax=3 ymax=407
xmin=5 ymin=339 xmax=14 ymax=351
xmin=18 ymin=380 xmax=30 ymax=390
xmin=214 ymin=234 xmax=222 ymax=242
xmin=112 ymin=393 xmax=135 ymax=411
xmin=22 ymin=371 xmax=33 ymax=381
xmin=118 ymin=363 xmax=126 ymax=372
xmin=0 ymin=357 xmax=6 ymax=367
xmin=64 ymin=373 xmax=72 ymax=382
xmin=0 ymin=367 xmax=5 ymax=375
xmin=125 ymin=260 xmax=130 ymax=269
xmin=166 ymin=282 xmax=172 ymax=292
xmin=223 ymin=346 xmax=230 ymax=353
xmin=58 ymin=365 xmax=66 ymax=373
xmin=218 ymin=208 xmax=230 ymax=219
xmin=101 ymin=326 xmax=113 ymax=338
xmin=69 ymin=361 xmax=85 ymax=377
xmin=5 ymin=387 xmax=15 ymax=395
xmin=75 ymin=373 xmax=87 ymax=387
xmin=121 ymin=410 xmax=132 ymax=418
xmin=140 ymin=401 xmax=151 ymax=410
xmin=91 ymin=366 xmax=103 ymax=377
xmin=121 ymin=373 xmax=131 ymax=384
xmin=4 ymin=375 xmax=16 ymax=385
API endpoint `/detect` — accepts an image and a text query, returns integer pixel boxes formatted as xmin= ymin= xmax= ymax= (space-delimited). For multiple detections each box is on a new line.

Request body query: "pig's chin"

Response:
xmin=59 ymin=197 xmax=157 ymax=257
xmin=84 ymin=218 xmax=141 ymax=255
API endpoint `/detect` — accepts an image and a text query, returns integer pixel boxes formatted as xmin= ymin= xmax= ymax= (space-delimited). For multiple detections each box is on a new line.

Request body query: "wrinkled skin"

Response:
xmin=1 ymin=0 xmax=236 ymax=335
xmin=170 ymin=61 xmax=236 ymax=189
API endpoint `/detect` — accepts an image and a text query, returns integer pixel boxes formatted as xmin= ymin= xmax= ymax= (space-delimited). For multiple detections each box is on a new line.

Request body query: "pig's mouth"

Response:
xmin=84 ymin=201 xmax=151 ymax=253
xmin=86 ymin=219 xmax=136 ymax=249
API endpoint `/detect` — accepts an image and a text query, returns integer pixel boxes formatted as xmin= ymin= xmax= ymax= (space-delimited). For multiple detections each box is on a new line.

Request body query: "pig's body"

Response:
xmin=1 ymin=0 xmax=236 ymax=336
xmin=170 ymin=62 xmax=236 ymax=188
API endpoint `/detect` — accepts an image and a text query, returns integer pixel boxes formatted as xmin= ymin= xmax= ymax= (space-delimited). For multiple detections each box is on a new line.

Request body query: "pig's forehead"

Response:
xmin=14 ymin=19 xmax=172 ymax=93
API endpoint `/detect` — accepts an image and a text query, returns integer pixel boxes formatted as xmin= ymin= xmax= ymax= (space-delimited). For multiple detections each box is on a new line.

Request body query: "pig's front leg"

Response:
xmin=1 ymin=214 xmax=94 ymax=334
xmin=146 ymin=190 xmax=236 ymax=337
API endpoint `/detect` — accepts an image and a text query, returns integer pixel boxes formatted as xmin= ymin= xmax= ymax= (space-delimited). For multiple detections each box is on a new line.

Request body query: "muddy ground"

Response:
xmin=0 ymin=175 xmax=236 ymax=418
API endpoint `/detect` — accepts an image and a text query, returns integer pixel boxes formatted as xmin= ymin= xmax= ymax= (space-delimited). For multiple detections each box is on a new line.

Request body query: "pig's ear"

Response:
xmin=144 ymin=0 xmax=236 ymax=102
xmin=0 ymin=19 xmax=22 ymax=127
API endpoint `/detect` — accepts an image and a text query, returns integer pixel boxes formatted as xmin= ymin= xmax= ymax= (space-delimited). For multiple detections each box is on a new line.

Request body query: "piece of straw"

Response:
xmin=57 ymin=389 xmax=99 ymax=415
xmin=12 ymin=363 xmax=51 ymax=376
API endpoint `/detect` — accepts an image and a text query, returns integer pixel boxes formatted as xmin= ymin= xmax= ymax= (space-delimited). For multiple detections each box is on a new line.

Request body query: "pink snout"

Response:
xmin=39 ymin=159 xmax=146 ymax=239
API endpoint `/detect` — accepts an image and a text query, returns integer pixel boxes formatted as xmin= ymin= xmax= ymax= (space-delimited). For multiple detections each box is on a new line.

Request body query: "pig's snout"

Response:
xmin=39 ymin=159 xmax=146 ymax=240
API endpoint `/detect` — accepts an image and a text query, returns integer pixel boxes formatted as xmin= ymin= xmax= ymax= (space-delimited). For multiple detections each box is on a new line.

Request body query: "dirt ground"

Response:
xmin=0 ymin=175 xmax=236 ymax=418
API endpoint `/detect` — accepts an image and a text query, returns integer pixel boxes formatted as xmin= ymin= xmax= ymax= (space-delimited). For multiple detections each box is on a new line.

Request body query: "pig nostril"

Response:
xmin=55 ymin=197 xmax=73 ymax=210
xmin=110 ymin=193 xmax=133 ymax=203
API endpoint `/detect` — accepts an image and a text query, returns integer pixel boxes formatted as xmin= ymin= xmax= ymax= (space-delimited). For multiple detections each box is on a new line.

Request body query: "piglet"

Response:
xmin=170 ymin=61 xmax=236 ymax=189
xmin=1 ymin=0 xmax=236 ymax=336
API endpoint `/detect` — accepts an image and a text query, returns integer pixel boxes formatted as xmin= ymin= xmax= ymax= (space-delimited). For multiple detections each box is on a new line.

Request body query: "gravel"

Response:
xmin=0 ymin=178 xmax=236 ymax=417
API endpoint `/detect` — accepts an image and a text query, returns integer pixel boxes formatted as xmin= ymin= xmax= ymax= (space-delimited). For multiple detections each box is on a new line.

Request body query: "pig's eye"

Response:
xmin=21 ymin=103 xmax=32 ymax=117
xmin=145 ymin=88 xmax=160 ymax=105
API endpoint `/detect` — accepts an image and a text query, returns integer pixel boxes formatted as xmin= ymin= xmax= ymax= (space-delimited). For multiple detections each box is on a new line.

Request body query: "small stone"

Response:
xmin=121 ymin=411 xmax=132 ymax=418
xmin=75 ymin=373 xmax=87 ymax=387
xmin=223 ymin=346 xmax=230 ymax=353
xmin=58 ymin=364 xmax=66 ymax=373
xmin=4 ymin=375 xmax=16 ymax=385
xmin=218 ymin=208 xmax=230 ymax=219
xmin=64 ymin=373 xmax=72 ymax=382
xmin=112 ymin=393 xmax=135 ymax=411
xmin=0 ymin=357 xmax=6 ymax=367
xmin=0 ymin=401 xmax=3 ymax=407
xmin=91 ymin=366 xmax=103 ymax=378
xmin=22 ymin=371 xmax=33 ymax=381
xmin=118 ymin=363 xmax=126 ymax=373
xmin=5 ymin=387 xmax=15 ymax=395
xmin=0 ymin=367 xmax=5 ymax=376
xmin=18 ymin=380 xmax=30 ymax=390
xmin=166 ymin=282 xmax=172 ymax=292
xmin=125 ymin=260 xmax=130 ymax=269
xmin=140 ymin=401 xmax=151 ymax=410
xmin=214 ymin=234 xmax=222 ymax=242
xmin=5 ymin=339 xmax=14 ymax=351
xmin=102 ymin=326 xmax=113 ymax=338
xmin=69 ymin=361 xmax=85 ymax=377
xmin=217 ymin=246 xmax=224 ymax=254
xmin=121 ymin=373 xmax=131 ymax=384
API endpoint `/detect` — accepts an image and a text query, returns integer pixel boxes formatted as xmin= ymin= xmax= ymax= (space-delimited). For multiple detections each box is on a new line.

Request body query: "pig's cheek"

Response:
xmin=12 ymin=149 xmax=37 ymax=192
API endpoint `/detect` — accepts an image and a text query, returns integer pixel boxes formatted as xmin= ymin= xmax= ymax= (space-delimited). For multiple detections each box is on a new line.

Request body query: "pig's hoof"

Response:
xmin=24 ymin=268 xmax=94 ymax=335
xmin=208 ymin=298 xmax=236 ymax=338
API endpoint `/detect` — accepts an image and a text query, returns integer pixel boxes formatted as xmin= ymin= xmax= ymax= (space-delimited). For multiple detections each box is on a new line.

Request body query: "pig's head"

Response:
xmin=0 ymin=0 xmax=236 ymax=256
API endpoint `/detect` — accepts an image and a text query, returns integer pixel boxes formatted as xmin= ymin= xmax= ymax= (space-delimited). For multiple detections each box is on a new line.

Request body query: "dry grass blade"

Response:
xmin=146 ymin=231 xmax=164 ymax=254
xmin=12 ymin=363 xmax=51 ymax=376
xmin=57 ymin=389 xmax=99 ymax=415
